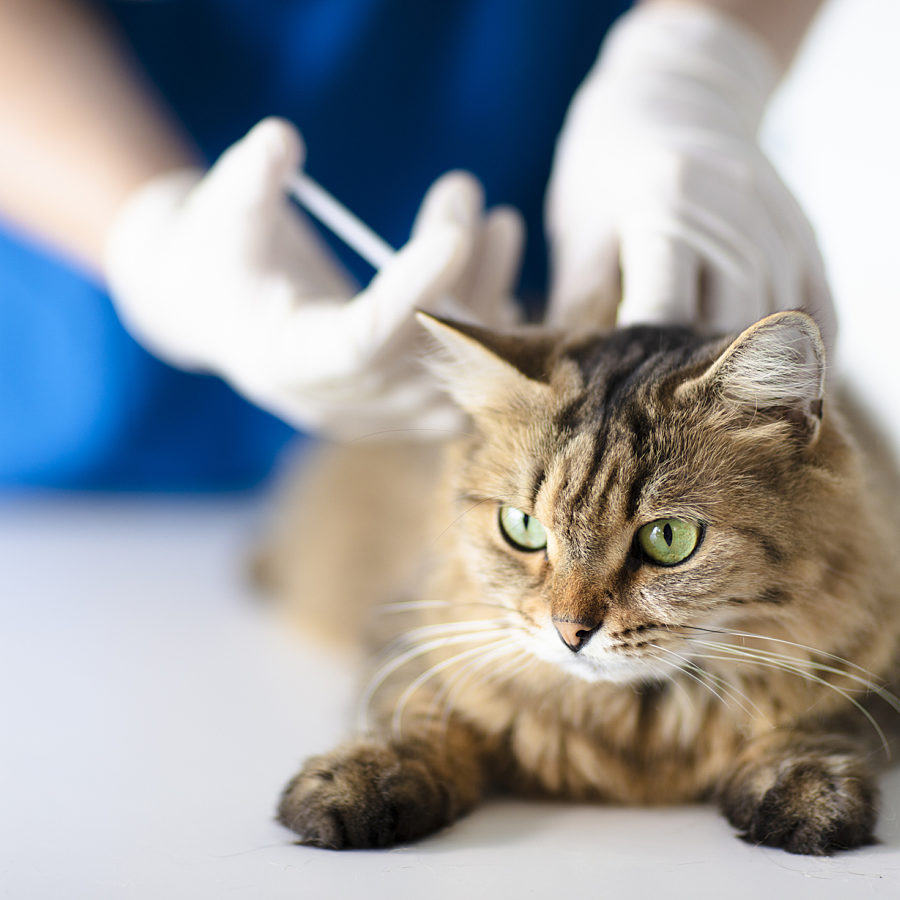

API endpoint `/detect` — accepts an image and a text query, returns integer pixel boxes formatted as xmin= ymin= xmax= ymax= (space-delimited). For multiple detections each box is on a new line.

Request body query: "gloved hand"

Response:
xmin=104 ymin=118 xmax=524 ymax=440
xmin=545 ymin=3 xmax=836 ymax=351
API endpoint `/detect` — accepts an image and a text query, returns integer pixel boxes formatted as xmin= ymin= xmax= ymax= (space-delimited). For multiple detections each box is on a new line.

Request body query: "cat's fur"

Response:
xmin=260 ymin=311 xmax=900 ymax=855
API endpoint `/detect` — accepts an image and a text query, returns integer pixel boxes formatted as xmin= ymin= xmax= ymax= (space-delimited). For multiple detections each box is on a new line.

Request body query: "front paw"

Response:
xmin=719 ymin=753 xmax=877 ymax=855
xmin=277 ymin=740 xmax=456 ymax=849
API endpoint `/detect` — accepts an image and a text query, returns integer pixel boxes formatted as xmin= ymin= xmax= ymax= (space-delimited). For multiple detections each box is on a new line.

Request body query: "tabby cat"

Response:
xmin=261 ymin=310 xmax=900 ymax=855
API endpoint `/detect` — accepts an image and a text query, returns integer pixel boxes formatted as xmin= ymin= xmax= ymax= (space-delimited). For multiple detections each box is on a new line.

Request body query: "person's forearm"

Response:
xmin=647 ymin=0 xmax=825 ymax=71
xmin=0 ymin=0 xmax=198 ymax=274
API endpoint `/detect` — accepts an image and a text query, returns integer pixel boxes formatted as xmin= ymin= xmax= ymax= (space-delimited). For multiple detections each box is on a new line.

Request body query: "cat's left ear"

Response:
xmin=681 ymin=311 xmax=826 ymax=443
xmin=416 ymin=312 xmax=555 ymax=419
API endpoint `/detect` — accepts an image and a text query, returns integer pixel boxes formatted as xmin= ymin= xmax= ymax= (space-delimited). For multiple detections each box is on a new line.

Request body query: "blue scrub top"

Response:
xmin=0 ymin=0 xmax=629 ymax=490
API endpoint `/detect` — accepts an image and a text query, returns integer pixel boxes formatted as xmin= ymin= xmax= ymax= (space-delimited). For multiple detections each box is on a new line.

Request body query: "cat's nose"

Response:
xmin=553 ymin=617 xmax=601 ymax=653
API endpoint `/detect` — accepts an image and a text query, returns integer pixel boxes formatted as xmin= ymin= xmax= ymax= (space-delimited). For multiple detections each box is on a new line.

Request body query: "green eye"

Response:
xmin=637 ymin=518 xmax=701 ymax=566
xmin=498 ymin=506 xmax=548 ymax=552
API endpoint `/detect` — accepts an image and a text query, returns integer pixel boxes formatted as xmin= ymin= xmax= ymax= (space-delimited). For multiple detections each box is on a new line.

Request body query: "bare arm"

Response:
xmin=0 ymin=0 xmax=197 ymax=275
xmin=649 ymin=0 xmax=826 ymax=70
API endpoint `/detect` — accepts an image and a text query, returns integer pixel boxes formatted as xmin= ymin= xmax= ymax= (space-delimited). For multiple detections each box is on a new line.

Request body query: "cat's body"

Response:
xmin=262 ymin=312 xmax=900 ymax=855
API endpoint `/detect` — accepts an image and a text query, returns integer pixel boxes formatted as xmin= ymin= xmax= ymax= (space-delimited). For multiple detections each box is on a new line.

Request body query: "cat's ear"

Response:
xmin=682 ymin=311 xmax=826 ymax=443
xmin=416 ymin=312 xmax=554 ymax=417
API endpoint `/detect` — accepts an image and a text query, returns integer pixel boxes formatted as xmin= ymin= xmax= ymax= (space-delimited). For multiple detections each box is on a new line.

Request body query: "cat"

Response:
xmin=259 ymin=309 xmax=900 ymax=856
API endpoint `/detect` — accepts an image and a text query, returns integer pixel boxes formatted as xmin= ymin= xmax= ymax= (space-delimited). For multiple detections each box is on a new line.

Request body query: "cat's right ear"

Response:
xmin=416 ymin=312 xmax=555 ymax=419
xmin=679 ymin=310 xmax=827 ymax=444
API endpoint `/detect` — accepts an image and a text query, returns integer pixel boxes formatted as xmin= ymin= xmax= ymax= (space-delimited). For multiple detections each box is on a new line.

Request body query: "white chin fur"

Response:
xmin=559 ymin=653 xmax=669 ymax=685
xmin=527 ymin=632 xmax=670 ymax=685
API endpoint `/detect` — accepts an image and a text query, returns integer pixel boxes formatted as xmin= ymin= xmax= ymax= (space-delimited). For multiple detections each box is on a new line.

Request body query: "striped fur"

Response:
xmin=266 ymin=313 xmax=900 ymax=855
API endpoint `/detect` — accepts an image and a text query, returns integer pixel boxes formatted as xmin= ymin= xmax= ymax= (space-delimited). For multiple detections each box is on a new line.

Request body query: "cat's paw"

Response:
xmin=719 ymin=753 xmax=878 ymax=855
xmin=276 ymin=740 xmax=458 ymax=849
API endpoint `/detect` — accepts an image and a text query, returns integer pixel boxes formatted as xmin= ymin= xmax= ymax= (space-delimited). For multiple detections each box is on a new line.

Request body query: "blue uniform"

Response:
xmin=0 ymin=0 xmax=628 ymax=489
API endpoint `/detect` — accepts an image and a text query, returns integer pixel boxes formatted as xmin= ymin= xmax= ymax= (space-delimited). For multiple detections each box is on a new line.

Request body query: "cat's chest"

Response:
xmin=476 ymin=673 xmax=756 ymax=803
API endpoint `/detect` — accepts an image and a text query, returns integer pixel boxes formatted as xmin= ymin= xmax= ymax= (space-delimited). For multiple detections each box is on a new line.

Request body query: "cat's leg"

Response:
xmin=277 ymin=724 xmax=487 ymax=849
xmin=717 ymin=730 xmax=878 ymax=855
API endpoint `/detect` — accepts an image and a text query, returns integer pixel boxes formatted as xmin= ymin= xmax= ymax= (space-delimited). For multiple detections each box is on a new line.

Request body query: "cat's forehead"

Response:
xmin=548 ymin=325 xmax=712 ymax=433
xmin=528 ymin=326 xmax=724 ymax=534
xmin=561 ymin=325 xmax=710 ymax=396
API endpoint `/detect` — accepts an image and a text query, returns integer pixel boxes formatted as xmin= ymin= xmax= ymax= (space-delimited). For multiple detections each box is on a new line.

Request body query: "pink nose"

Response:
xmin=553 ymin=617 xmax=601 ymax=652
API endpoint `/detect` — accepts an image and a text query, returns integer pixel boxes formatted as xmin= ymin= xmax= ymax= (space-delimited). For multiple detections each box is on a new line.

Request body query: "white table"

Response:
xmin=2 ymin=496 xmax=899 ymax=900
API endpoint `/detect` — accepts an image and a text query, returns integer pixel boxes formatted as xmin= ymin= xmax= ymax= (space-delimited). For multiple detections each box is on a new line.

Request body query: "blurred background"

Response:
xmin=3 ymin=0 xmax=900 ymax=897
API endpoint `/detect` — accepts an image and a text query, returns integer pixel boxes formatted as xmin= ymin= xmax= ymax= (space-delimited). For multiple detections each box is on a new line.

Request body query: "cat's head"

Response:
xmin=419 ymin=310 xmax=839 ymax=685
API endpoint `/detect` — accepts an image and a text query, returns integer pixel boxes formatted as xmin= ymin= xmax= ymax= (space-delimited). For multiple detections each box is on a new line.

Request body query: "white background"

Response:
xmin=3 ymin=1 xmax=900 ymax=896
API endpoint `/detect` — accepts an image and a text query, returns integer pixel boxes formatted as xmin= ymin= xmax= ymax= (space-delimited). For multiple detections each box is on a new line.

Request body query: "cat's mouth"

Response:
xmin=529 ymin=630 xmax=674 ymax=685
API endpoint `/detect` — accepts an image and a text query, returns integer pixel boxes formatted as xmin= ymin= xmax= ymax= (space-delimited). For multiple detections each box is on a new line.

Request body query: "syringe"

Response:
xmin=287 ymin=171 xmax=395 ymax=271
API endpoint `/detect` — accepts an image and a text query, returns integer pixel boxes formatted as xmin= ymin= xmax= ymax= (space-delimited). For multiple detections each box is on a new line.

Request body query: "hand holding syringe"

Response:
xmin=282 ymin=166 xmax=522 ymax=437
xmin=105 ymin=117 xmax=522 ymax=441
xmin=286 ymin=169 xmax=523 ymax=329
xmin=287 ymin=169 xmax=511 ymax=328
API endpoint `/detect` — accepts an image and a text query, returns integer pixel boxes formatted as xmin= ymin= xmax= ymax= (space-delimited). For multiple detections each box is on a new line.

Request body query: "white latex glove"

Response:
xmin=546 ymin=3 xmax=836 ymax=351
xmin=105 ymin=119 xmax=524 ymax=439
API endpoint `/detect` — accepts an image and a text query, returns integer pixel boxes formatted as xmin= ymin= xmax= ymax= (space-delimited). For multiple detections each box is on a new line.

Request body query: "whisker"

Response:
xmin=432 ymin=639 xmax=524 ymax=730
xmin=485 ymin=649 xmax=534 ymax=684
xmin=485 ymin=654 xmax=539 ymax=691
xmin=687 ymin=639 xmax=900 ymax=716
xmin=653 ymin=648 xmax=732 ymax=712
xmin=374 ymin=600 xmax=455 ymax=614
xmin=357 ymin=629 xmax=508 ymax=731
xmin=692 ymin=664 xmax=771 ymax=725
xmin=686 ymin=650 xmax=891 ymax=760
xmin=391 ymin=635 xmax=519 ymax=739
xmin=431 ymin=496 xmax=503 ymax=547
xmin=646 ymin=654 xmax=699 ymax=722
xmin=376 ymin=618 xmax=511 ymax=656
xmin=373 ymin=598 xmax=513 ymax=615
xmin=697 ymin=668 xmax=767 ymax=724
xmin=650 ymin=643 xmax=764 ymax=722
xmin=680 ymin=665 xmax=732 ymax=712
xmin=679 ymin=625 xmax=883 ymax=681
